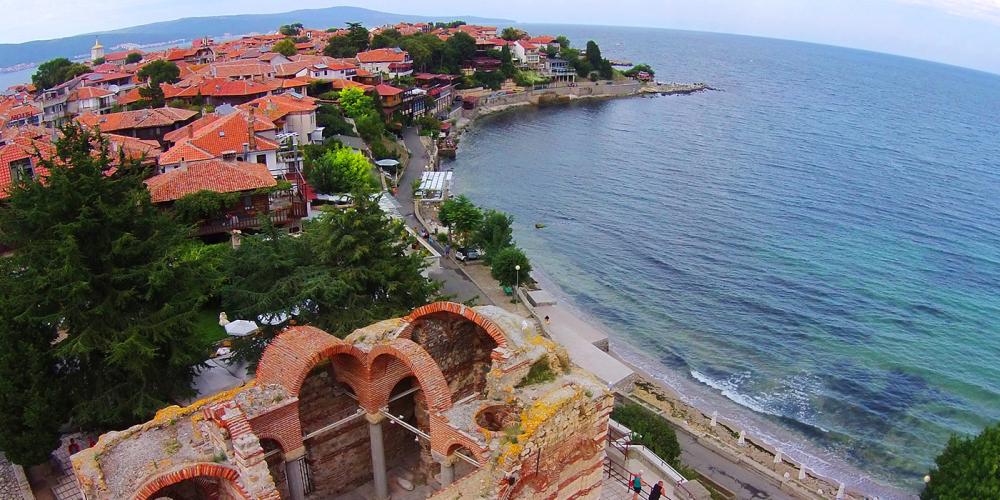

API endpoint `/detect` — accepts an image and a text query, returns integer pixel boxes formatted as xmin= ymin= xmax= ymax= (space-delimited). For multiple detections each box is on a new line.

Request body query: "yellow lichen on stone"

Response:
xmin=153 ymin=381 xmax=256 ymax=425
xmin=498 ymin=386 xmax=582 ymax=465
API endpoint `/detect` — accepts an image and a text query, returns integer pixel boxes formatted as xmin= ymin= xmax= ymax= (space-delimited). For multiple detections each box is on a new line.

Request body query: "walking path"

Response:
xmin=397 ymin=127 xmax=486 ymax=305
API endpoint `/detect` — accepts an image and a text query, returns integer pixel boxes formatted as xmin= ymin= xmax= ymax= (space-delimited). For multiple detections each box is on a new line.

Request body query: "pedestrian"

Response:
xmin=544 ymin=315 xmax=550 ymax=325
xmin=445 ymin=244 xmax=451 ymax=256
xmin=631 ymin=471 xmax=643 ymax=499
xmin=648 ymin=480 xmax=664 ymax=500
xmin=68 ymin=438 xmax=80 ymax=455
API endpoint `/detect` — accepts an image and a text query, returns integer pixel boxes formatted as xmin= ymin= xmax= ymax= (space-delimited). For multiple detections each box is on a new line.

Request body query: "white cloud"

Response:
xmin=895 ymin=0 xmax=1000 ymax=23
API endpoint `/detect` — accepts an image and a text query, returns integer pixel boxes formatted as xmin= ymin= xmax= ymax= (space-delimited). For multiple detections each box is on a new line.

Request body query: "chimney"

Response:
xmin=178 ymin=156 xmax=187 ymax=171
xmin=247 ymin=107 xmax=257 ymax=150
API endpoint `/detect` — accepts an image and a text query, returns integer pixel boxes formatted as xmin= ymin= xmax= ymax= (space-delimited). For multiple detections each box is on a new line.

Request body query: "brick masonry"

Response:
xmin=75 ymin=303 xmax=613 ymax=500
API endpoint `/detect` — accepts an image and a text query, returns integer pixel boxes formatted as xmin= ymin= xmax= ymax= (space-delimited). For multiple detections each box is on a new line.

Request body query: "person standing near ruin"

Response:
xmin=631 ymin=471 xmax=643 ymax=499
xmin=648 ymin=480 xmax=664 ymax=500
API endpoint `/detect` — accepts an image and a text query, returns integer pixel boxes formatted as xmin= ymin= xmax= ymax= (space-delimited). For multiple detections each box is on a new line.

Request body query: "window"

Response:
xmin=9 ymin=159 xmax=33 ymax=183
xmin=243 ymin=196 xmax=253 ymax=210
xmin=256 ymin=154 xmax=267 ymax=164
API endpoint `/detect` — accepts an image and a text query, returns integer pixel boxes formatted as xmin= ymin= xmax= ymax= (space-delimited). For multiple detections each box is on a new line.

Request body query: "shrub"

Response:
xmin=490 ymin=246 xmax=531 ymax=287
xmin=922 ymin=423 xmax=1000 ymax=499
xmin=612 ymin=403 xmax=681 ymax=467
xmin=516 ymin=358 xmax=555 ymax=387
xmin=173 ymin=190 xmax=239 ymax=224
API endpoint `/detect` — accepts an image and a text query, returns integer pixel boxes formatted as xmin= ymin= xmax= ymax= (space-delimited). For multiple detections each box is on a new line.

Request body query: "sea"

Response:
xmin=448 ymin=24 xmax=1000 ymax=496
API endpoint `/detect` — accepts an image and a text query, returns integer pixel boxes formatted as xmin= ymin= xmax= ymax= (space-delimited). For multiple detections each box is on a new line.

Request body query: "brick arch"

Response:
xmin=400 ymin=302 xmax=509 ymax=349
xmin=367 ymin=338 xmax=453 ymax=413
xmin=256 ymin=326 xmax=367 ymax=398
xmin=135 ymin=463 xmax=248 ymax=500
xmin=445 ymin=438 xmax=488 ymax=464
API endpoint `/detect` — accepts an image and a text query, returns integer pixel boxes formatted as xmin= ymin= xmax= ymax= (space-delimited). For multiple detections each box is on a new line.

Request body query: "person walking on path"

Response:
xmin=648 ymin=480 xmax=664 ymax=500
xmin=631 ymin=471 xmax=643 ymax=499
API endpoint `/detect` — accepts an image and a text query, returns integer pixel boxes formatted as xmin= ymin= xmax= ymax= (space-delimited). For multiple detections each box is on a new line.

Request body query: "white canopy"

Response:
xmin=224 ymin=319 xmax=259 ymax=337
xmin=418 ymin=171 xmax=453 ymax=201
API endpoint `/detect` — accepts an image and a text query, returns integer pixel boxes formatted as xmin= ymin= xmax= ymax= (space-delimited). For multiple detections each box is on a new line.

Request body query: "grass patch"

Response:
xmin=516 ymin=358 xmax=556 ymax=387
xmin=193 ymin=308 xmax=227 ymax=349
xmin=612 ymin=403 xmax=681 ymax=468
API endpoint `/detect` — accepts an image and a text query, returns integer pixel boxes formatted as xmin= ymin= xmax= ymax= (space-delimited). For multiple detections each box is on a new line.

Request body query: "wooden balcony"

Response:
xmin=196 ymin=200 xmax=307 ymax=236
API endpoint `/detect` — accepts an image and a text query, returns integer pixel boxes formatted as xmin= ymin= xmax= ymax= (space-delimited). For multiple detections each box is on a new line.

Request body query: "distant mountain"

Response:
xmin=0 ymin=6 xmax=513 ymax=69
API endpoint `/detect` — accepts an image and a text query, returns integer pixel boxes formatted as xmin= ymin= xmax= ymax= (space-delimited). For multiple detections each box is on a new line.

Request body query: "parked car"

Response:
xmin=455 ymin=248 xmax=481 ymax=262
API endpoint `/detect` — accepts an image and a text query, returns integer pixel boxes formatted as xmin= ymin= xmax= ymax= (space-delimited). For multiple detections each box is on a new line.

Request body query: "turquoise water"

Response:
xmin=450 ymin=26 xmax=1000 ymax=494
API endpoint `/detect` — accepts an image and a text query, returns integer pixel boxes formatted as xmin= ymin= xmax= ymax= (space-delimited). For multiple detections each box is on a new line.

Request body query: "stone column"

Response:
xmin=285 ymin=447 xmax=307 ymax=500
xmin=367 ymin=412 xmax=389 ymax=500
xmin=432 ymin=450 xmax=455 ymax=487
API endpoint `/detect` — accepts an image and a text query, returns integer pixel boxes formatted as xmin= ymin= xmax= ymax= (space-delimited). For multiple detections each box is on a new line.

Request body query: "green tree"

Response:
xmin=137 ymin=84 xmax=165 ymax=109
xmin=304 ymin=146 xmax=373 ymax=194
xmin=556 ymin=35 xmax=571 ymax=49
xmin=371 ymin=28 xmax=402 ymax=49
xmin=500 ymin=27 xmax=527 ymax=41
xmin=585 ymin=40 xmax=603 ymax=68
xmin=223 ymin=194 xmax=439 ymax=348
xmin=325 ymin=22 xmax=370 ymax=57
xmin=273 ymin=38 xmax=298 ymax=57
xmin=279 ymin=23 xmax=303 ymax=36
xmin=347 ymin=22 xmax=371 ymax=52
xmin=490 ymin=246 xmax=531 ymax=287
xmin=921 ymin=423 xmax=1000 ymax=499
xmin=137 ymin=59 xmax=180 ymax=85
xmin=474 ymin=209 xmax=514 ymax=264
xmin=125 ymin=52 xmax=143 ymax=64
xmin=0 ymin=125 xmax=221 ymax=449
xmin=0 ymin=261 xmax=67 ymax=465
xmin=93 ymin=57 xmax=106 ymax=65
xmin=612 ymin=403 xmax=682 ymax=467
xmin=442 ymin=32 xmax=477 ymax=71
xmin=316 ymin=104 xmax=355 ymax=137
xmin=474 ymin=71 xmax=506 ymax=90
xmin=355 ymin=112 xmax=385 ymax=143
xmin=220 ymin=220 xmax=302 ymax=367
xmin=399 ymin=33 xmax=443 ymax=72
xmin=624 ymin=63 xmax=655 ymax=78
xmin=439 ymin=195 xmax=482 ymax=246
xmin=338 ymin=87 xmax=376 ymax=117
xmin=32 ymin=57 xmax=91 ymax=90
xmin=500 ymin=45 xmax=516 ymax=78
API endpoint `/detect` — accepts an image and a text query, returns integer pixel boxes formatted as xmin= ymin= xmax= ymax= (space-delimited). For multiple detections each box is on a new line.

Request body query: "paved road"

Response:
xmin=396 ymin=128 xmax=487 ymax=305
xmin=676 ymin=431 xmax=793 ymax=499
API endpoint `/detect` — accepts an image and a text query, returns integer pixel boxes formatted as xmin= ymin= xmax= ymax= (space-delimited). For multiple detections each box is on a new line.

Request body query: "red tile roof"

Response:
xmin=105 ymin=50 xmax=142 ymax=62
xmin=375 ymin=84 xmax=403 ymax=97
xmin=159 ymin=110 xmax=279 ymax=165
xmin=68 ymin=86 xmax=113 ymax=100
xmin=356 ymin=48 xmax=408 ymax=63
xmin=76 ymin=107 xmax=198 ymax=133
xmin=0 ymin=136 xmax=54 ymax=199
xmin=144 ymin=159 xmax=276 ymax=203
xmin=105 ymin=134 xmax=162 ymax=162
xmin=239 ymin=93 xmax=317 ymax=122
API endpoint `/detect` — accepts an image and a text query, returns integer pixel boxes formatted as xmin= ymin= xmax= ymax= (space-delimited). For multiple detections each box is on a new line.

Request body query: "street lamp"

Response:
xmin=514 ymin=265 xmax=521 ymax=306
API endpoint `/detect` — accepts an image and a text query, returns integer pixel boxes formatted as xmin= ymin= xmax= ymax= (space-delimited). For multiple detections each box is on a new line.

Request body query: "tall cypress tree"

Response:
xmin=0 ymin=125 xmax=220 ymax=461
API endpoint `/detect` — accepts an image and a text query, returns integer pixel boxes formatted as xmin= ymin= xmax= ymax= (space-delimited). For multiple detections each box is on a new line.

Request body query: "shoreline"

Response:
xmin=434 ymin=89 xmax=909 ymax=499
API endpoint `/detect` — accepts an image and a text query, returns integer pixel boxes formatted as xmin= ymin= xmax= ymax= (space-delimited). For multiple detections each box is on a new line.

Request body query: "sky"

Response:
xmin=4 ymin=0 xmax=1000 ymax=74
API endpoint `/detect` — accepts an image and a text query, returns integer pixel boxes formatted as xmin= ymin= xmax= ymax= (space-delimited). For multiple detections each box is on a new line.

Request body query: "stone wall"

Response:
xmin=410 ymin=314 xmax=496 ymax=400
xmin=299 ymin=365 xmax=372 ymax=498
xmin=505 ymin=386 xmax=614 ymax=500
